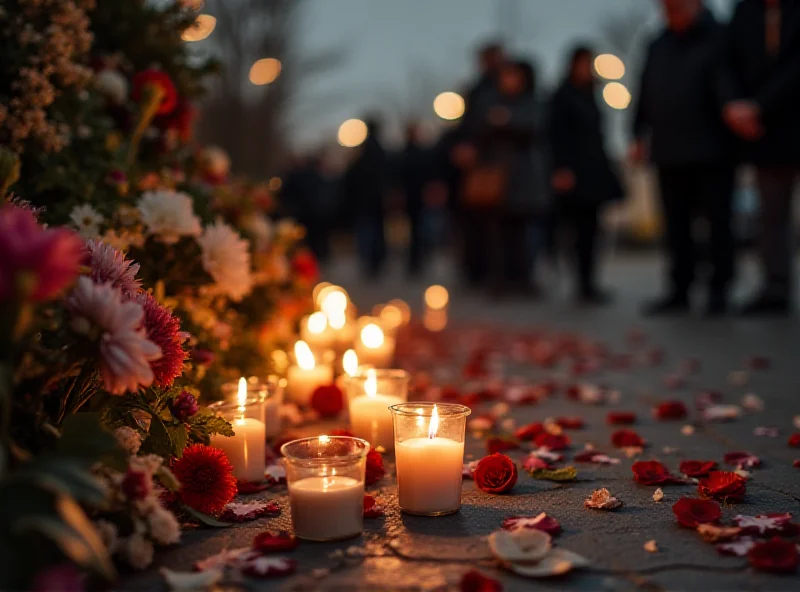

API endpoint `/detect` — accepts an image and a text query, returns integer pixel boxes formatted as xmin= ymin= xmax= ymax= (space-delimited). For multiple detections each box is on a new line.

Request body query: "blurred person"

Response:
xmin=341 ymin=118 xmax=388 ymax=278
xmin=632 ymin=0 xmax=736 ymax=316
xmin=724 ymin=0 xmax=800 ymax=315
xmin=549 ymin=46 xmax=623 ymax=305
xmin=396 ymin=123 xmax=434 ymax=276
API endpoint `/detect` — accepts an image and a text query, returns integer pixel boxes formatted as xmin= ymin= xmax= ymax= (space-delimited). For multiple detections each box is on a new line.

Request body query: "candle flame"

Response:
xmin=361 ymin=323 xmax=384 ymax=349
xmin=294 ymin=340 xmax=316 ymax=370
xmin=237 ymin=376 xmax=247 ymax=407
xmin=343 ymin=349 xmax=358 ymax=377
xmin=319 ymin=434 xmax=330 ymax=445
xmin=428 ymin=405 xmax=439 ymax=439
xmin=307 ymin=311 xmax=327 ymax=334
xmin=320 ymin=289 xmax=348 ymax=317
xmin=328 ymin=310 xmax=346 ymax=330
xmin=365 ymin=369 xmax=377 ymax=398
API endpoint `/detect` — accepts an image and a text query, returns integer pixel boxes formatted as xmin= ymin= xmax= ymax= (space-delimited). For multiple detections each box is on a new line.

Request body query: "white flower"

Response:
xmin=129 ymin=454 xmax=164 ymax=476
xmin=147 ymin=505 xmax=181 ymax=545
xmin=114 ymin=426 xmax=142 ymax=455
xmin=125 ymin=532 xmax=154 ymax=570
xmin=197 ymin=220 xmax=253 ymax=301
xmin=69 ymin=204 xmax=104 ymax=238
xmin=95 ymin=70 xmax=129 ymax=104
xmin=137 ymin=190 xmax=201 ymax=245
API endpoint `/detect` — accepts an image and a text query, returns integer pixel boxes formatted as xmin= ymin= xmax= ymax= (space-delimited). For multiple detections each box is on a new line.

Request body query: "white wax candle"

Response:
xmin=262 ymin=395 xmax=282 ymax=438
xmin=395 ymin=437 xmax=465 ymax=515
xmin=354 ymin=336 xmax=396 ymax=368
xmin=349 ymin=393 xmax=403 ymax=452
xmin=288 ymin=475 xmax=364 ymax=540
xmin=210 ymin=417 xmax=266 ymax=482
xmin=286 ymin=364 xmax=334 ymax=406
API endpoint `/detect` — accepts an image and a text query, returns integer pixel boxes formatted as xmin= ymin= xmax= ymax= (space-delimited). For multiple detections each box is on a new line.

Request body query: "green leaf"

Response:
xmin=11 ymin=459 xmax=107 ymax=505
xmin=182 ymin=505 xmax=232 ymax=528
xmin=166 ymin=424 xmax=188 ymax=457
xmin=528 ymin=466 xmax=578 ymax=482
xmin=187 ymin=410 xmax=233 ymax=445
xmin=58 ymin=414 xmax=118 ymax=465
xmin=143 ymin=414 xmax=173 ymax=459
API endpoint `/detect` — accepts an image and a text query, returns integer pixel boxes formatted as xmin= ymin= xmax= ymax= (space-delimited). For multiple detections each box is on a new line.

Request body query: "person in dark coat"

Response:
xmin=724 ymin=0 xmax=800 ymax=315
xmin=632 ymin=0 xmax=737 ymax=316
xmin=549 ymin=46 xmax=623 ymax=305
xmin=341 ymin=118 xmax=388 ymax=278
xmin=396 ymin=123 xmax=434 ymax=276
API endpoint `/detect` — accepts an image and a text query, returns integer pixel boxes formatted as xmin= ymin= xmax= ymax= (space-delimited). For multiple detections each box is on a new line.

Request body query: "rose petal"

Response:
xmin=161 ymin=568 xmax=222 ymax=591
xmin=507 ymin=548 xmax=590 ymax=577
xmin=488 ymin=528 xmax=552 ymax=563
xmin=363 ymin=495 xmax=385 ymax=518
xmin=584 ymin=488 xmax=622 ymax=510
xmin=502 ymin=513 xmax=561 ymax=536
xmin=697 ymin=524 xmax=743 ymax=543
xmin=733 ymin=513 xmax=793 ymax=536
xmin=717 ymin=537 xmax=757 ymax=557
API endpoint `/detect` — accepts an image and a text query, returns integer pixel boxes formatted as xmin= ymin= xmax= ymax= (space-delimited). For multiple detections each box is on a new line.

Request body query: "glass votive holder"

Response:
xmin=390 ymin=402 xmax=471 ymax=516
xmin=220 ymin=376 xmax=285 ymax=438
xmin=347 ymin=369 xmax=409 ymax=452
xmin=208 ymin=398 xmax=267 ymax=483
xmin=282 ymin=436 xmax=370 ymax=541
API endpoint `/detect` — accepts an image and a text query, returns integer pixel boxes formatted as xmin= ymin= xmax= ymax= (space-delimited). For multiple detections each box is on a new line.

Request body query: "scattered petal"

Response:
xmin=748 ymin=538 xmax=799 ymax=573
xmin=533 ymin=432 xmax=570 ymax=451
xmin=194 ymin=547 xmax=251 ymax=572
xmin=522 ymin=455 xmax=552 ymax=472
xmin=717 ymin=537 xmax=757 ymax=557
xmin=507 ymin=548 xmax=590 ymax=578
xmin=528 ymin=466 xmax=577 ymax=482
xmin=363 ymin=495 xmax=385 ymax=518
xmin=632 ymin=461 xmax=684 ymax=485
xmin=584 ymin=488 xmax=622 ymax=510
xmin=502 ymin=513 xmax=561 ymax=536
xmin=573 ymin=451 xmax=620 ymax=465
xmin=672 ymin=497 xmax=721 ymax=528
xmin=741 ymin=394 xmax=764 ymax=412
xmin=754 ymin=426 xmax=780 ymax=438
xmin=489 ymin=528 xmax=552 ymax=563
xmin=643 ymin=540 xmax=659 ymax=553
xmin=653 ymin=488 xmax=664 ymax=502
xmin=486 ymin=436 xmax=520 ymax=455
xmin=611 ymin=429 xmax=645 ymax=448
xmin=696 ymin=524 xmax=743 ymax=543
xmin=462 ymin=460 xmax=480 ymax=479
xmin=702 ymin=405 xmax=741 ymax=422
xmin=529 ymin=447 xmax=564 ymax=463
xmin=788 ymin=433 xmax=800 ymax=448
xmin=219 ymin=501 xmax=280 ymax=523
xmin=161 ymin=568 xmax=222 ymax=591
xmin=459 ymin=570 xmax=503 ymax=592
xmin=264 ymin=463 xmax=286 ymax=484
xmin=724 ymin=452 xmax=761 ymax=470
xmin=252 ymin=531 xmax=298 ymax=554
xmin=698 ymin=471 xmax=747 ymax=503
xmin=733 ymin=513 xmax=794 ymax=536
xmin=654 ymin=401 xmax=688 ymax=421
xmin=239 ymin=556 xmax=297 ymax=578
xmin=728 ymin=370 xmax=749 ymax=387
xmin=679 ymin=460 xmax=716 ymax=478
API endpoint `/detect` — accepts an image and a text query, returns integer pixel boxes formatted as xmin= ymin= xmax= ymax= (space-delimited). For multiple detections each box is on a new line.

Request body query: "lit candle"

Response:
xmin=392 ymin=403 xmax=469 ymax=516
xmin=336 ymin=349 xmax=360 ymax=391
xmin=300 ymin=311 xmax=335 ymax=353
xmin=354 ymin=322 xmax=395 ymax=368
xmin=328 ymin=310 xmax=356 ymax=354
xmin=210 ymin=378 xmax=266 ymax=482
xmin=348 ymin=369 xmax=404 ymax=452
xmin=286 ymin=340 xmax=334 ymax=406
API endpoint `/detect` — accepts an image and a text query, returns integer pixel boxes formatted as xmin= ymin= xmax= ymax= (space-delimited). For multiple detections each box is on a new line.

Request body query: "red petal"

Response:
xmin=672 ymin=497 xmax=721 ymax=528
xmin=252 ymin=531 xmax=298 ymax=554
xmin=748 ymin=538 xmax=799 ymax=573
xmin=679 ymin=460 xmax=717 ymax=478
xmin=606 ymin=411 xmax=637 ymax=425
xmin=363 ymin=495 xmax=385 ymax=518
xmin=459 ymin=569 xmax=503 ymax=592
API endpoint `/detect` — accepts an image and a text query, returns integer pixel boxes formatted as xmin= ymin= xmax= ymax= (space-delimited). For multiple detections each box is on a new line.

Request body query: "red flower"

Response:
xmin=474 ymin=453 xmax=518 ymax=494
xmin=514 ymin=422 xmax=544 ymax=441
xmin=365 ymin=449 xmax=385 ymax=486
xmin=121 ymin=470 xmax=151 ymax=500
xmin=606 ymin=411 xmax=637 ymax=425
xmin=486 ymin=437 xmax=520 ymax=455
xmin=132 ymin=69 xmax=178 ymax=115
xmin=171 ymin=444 xmax=237 ymax=515
xmin=135 ymin=293 xmax=187 ymax=388
xmin=748 ymin=538 xmax=799 ymax=573
xmin=611 ymin=428 xmax=644 ymax=448
xmin=459 ymin=569 xmax=503 ymax=592
xmin=310 ymin=384 xmax=344 ymax=417
xmin=698 ymin=471 xmax=746 ymax=503
xmin=672 ymin=497 xmax=721 ymax=528
xmin=363 ymin=495 xmax=385 ymax=518
xmin=555 ymin=416 xmax=584 ymax=429
xmin=190 ymin=348 xmax=215 ymax=367
xmin=654 ymin=400 xmax=688 ymax=420
xmin=252 ymin=531 xmax=298 ymax=554
xmin=788 ymin=433 xmax=800 ymax=448
xmin=534 ymin=432 xmax=570 ymax=451
xmin=291 ymin=250 xmax=319 ymax=284
xmin=632 ymin=460 xmax=683 ymax=485
xmin=679 ymin=460 xmax=717 ymax=478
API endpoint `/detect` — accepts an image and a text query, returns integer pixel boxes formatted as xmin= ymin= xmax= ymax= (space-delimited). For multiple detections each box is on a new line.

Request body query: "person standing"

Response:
xmin=549 ymin=46 xmax=623 ymax=305
xmin=396 ymin=123 xmax=434 ymax=276
xmin=724 ymin=0 xmax=800 ymax=315
xmin=632 ymin=0 xmax=737 ymax=316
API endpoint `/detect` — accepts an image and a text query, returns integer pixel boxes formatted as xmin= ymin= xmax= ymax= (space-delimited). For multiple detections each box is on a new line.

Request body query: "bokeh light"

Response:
xmin=594 ymin=54 xmax=625 ymax=80
xmin=337 ymin=119 xmax=368 ymax=148
xmin=249 ymin=58 xmax=282 ymax=85
xmin=268 ymin=176 xmax=282 ymax=191
xmin=360 ymin=323 xmax=385 ymax=348
xmin=379 ymin=304 xmax=403 ymax=331
xmin=433 ymin=92 xmax=466 ymax=121
xmin=181 ymin=14 xmax=216 ymax=42
xmin=603 ymin=82 xmax=632 ymax=110
xmin=387 ymin=299 xmax=411 ymax=326
xmin=424 ymin=285 xmax=449 ymax=310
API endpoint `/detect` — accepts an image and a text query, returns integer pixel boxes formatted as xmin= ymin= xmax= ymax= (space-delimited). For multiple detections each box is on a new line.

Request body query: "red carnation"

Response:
xmin=788 ymin=433 xmax=800 ymax=448
xmin=135 ymin=293 xmax=187 ymax=388
xmin=606 ymin=411 xmax=636 ymax=425
xmin=365 ymin=449 xmax=385 ymax=486
xmin=632 ymin=460 xmax=683 ymax=485
xmin=310 ymin=384 xmax=344 ymax=417
xmin=679 ymin=460 xmax=717 ymax=478
xmin=654 ymin=400 xmax=688 ymax=421
xmin=171 ymin=444 xmax=237 ymax=515
xmin=698 ymin=471 xmax=746 ymax=503
xmin=748 ymin=538 xmax=799 ymax=573
xmin=555 ymin=416 xmax=584 ymax=429
xmin=474 ymin=453 xmax=518 ymax=494
xmin=459 ymin=569 xmax=503 ymax=592
xmin=252 ymin=531 xmax=298 ymax=554
xmin=514 ymin=422 xmax=544 ymax=441
xmin=534 ymin=432 xmax=570 ymax=451
xmin=672 ymin=497 xmax=721 ymax=528
xmin=291 ymin=250 xmax=319 ymax=284
xmin=486 ymin=437 xmax=519 ymax=455
xmin=611 ymin=428 xmax=644 ymax=448
xmin=131 ymin=69 xmax=178 ymax=115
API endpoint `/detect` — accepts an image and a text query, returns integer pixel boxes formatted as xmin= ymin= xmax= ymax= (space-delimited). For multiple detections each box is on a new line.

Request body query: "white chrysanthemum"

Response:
xmin=95 ymin=70 xmax=129 ymax=104
xmin=147 ymin=505 xmax=181 ymax=545
xmin=197 ymin=220 xmax=253 ymax=301
xmin=137 ymin=189 xmax=201 ymax=245
xmin=241 ymin=212 xmax=273 ymax=251
xmin=114 ymin=426 xmax=142 ymax=455
xmin=125 ymin=532 xmax=154 ymax=570
xmin=69 ymin=204 xmax=104 ymax=238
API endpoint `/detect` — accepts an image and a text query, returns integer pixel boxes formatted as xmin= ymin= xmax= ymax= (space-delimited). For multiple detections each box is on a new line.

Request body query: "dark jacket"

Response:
xmin=727 ymin=0 xmax=800 ymax=165
xmin=396 ymin=142 xmax=434 ymax=215
xmin=342 ymin=135 xmax=387 ymax=216
xmin=548 ymin=81 xmax=623 ymax=205
xmin=632 ymin=11 xmax=735 ymax=168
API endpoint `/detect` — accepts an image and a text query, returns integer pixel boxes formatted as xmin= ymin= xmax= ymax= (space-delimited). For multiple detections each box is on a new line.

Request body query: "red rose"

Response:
xmin=698 ymin=471 xmax=747 ymax=503
xmin=654 ymin=400 xmax=688 ymax=420
xmin=632 ymin=460 xmax=683 ymax=485
xmin=611 ymin=428 xmax=644 ymax=448
xmin=486 ymin=437 xmax=519 ymax=455
xmin=534 ymin=432 xmax=570 ymax=451
xmin=679 ymin=460 xmax=717 ymax=478
xmin=788 ymin=433 xmax=800 ymax=448
xmin=131 ymin=69 xmax=178 ymax=115
xmin=555 ymin=416 xmax=584 ymax=429
xmin=748 ymin=538 xmax=799 ymax=573
xmin=474 ymin=453 xmax=518 ymax=494
xmin=310 ymin=384 xmax=344 ymax=417
xmin=291 ymin=250 xmax=319 ymax=283
xmin=606 ymin=411 xmax=637 ymax=425
xmin=459 ymin=569 xmax=503 ymax=592
xmin=252 ymin=531 xmax=298 ymax=554
xmin=514 ymin=422 xmax=544 ymax=441
xmin=365 ymin=449 xmax=385 ymax=486
xmin=672 ymin=497 xmax=721 ymax=528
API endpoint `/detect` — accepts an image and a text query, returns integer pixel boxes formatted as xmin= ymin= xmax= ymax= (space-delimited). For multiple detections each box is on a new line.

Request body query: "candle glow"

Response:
xmin=295 ymin=340 xmax=316 ymax=370
xmin=361 ymin=323 xmax=385 ymax=349
xmin=307 ymin=311 xmax=328 ymax=334
xmin=237 ymin=376 xmax=247 ymax=413
xmin=365 ymin=369 xmax=377 ymax=398
xmin=428 ymin=404 xmax=439 ymax=439
xmin=343 ymin=349 xmax=359 ymax=377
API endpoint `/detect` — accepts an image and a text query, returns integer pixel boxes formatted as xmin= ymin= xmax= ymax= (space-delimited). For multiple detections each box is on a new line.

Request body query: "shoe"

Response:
xmin=739 ymin=294 xmax=791 ymax=316
xmin=705 ymin=292 xmax=729 ymax=317
xmin=642 ymin=293 xmax=690 ymax=316
xmin=578 ymin=288 xmax=613 ymax=306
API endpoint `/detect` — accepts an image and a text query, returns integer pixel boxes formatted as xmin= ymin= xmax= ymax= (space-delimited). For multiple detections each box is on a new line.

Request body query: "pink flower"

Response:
xmin=68 ymin=278 xmax=161 ymax=394
xmin=0 ymin=205 xmax=83 ymax=302
xmin=84 ymin=240 xmax=141 ymax=295
xmin=133 ymin=293 xmax=186 ymax=387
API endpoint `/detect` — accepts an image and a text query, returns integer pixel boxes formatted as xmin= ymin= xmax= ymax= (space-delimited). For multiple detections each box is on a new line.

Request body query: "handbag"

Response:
xmin=462 ymin=164 xmax=508 ymax=208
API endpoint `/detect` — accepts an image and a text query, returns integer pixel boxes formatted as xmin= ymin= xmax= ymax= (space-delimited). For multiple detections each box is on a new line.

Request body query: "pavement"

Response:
xmin=123 ymin=252 xmax=800 ymax=592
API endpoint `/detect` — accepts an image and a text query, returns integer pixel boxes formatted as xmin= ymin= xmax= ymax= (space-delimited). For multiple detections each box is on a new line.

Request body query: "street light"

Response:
xmin=337 ymin=119 xmax=368 ymax=148
xmin=249 ymin=58 xmax=281 ymax=86
xmin=603 ymin=82 xmax=631 ymax=110
xmin=594 ymin=54 xmax=625 ymax=80
xmin=433 ymin=91 xmax=465 ymax=121
xmin=181 ymin=14 xmax=216 ymax=42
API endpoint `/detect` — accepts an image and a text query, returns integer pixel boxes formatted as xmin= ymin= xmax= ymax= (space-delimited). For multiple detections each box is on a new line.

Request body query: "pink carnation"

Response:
xmin=0 ymin=205 xmax=83 ymax=302
xmin=133 ymin=293 xmax=186 ymax=387
xmin=84 ymin=239 xmax=141 ymax=295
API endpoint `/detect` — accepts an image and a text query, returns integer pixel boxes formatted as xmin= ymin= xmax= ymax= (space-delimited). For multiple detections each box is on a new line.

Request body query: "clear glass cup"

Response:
xmin=347 ymin=369 xmax=409 ymax=452
xmin=220 ymin=376 xmax=285 ymax=438
xmin=208 ymin=398 xmax=267 ymax=483
xmin=390 ymin=402 xmax=471 ymax=516
xmin=281 ymin=436 xmax=370 ymax=541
